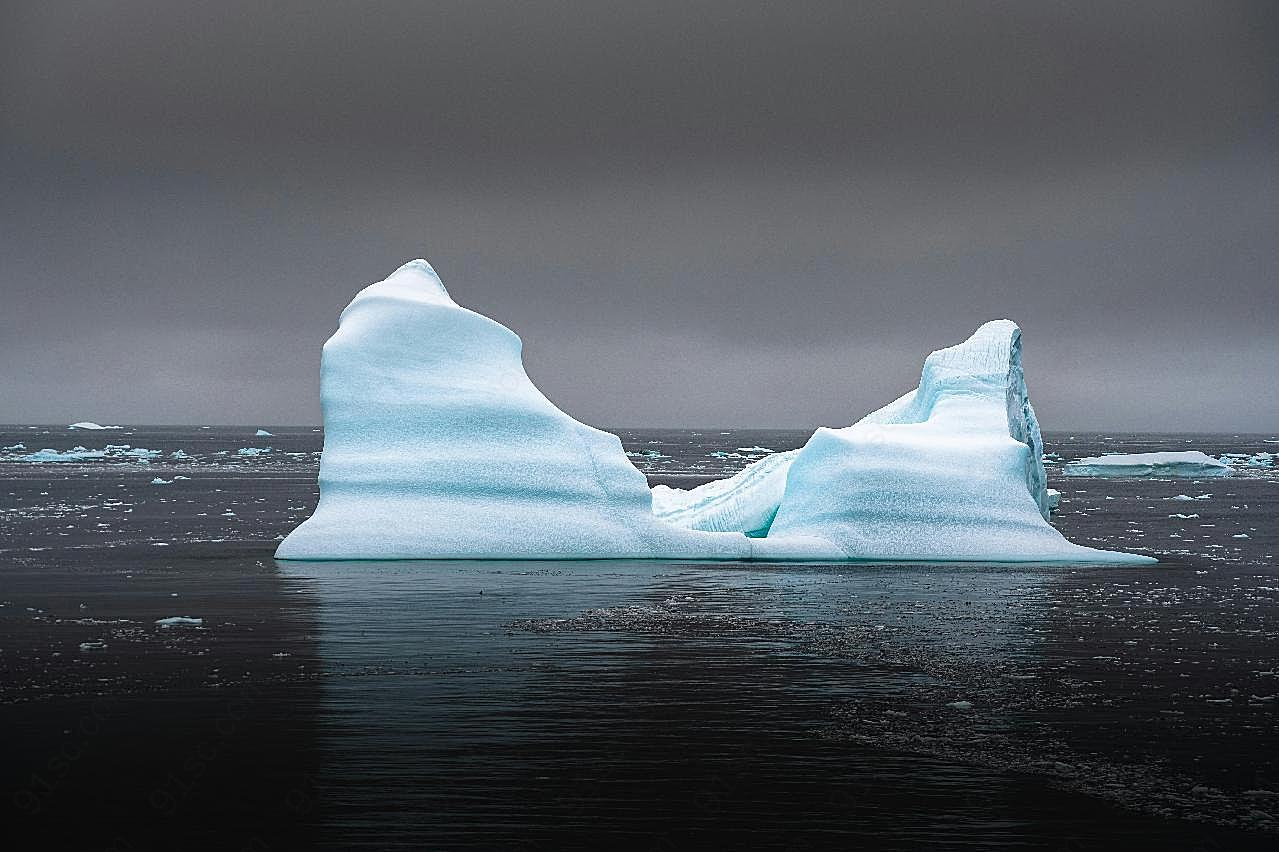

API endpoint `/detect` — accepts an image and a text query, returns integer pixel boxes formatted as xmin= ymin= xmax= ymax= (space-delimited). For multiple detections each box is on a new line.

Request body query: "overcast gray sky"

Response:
xmin=2 ymin=1 xmax=1276 ymax=430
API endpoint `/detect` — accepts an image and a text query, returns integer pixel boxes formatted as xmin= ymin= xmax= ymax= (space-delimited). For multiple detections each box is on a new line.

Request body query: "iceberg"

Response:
xmin=68 ymin=421 xmax=121 ymax=430
xmin=255 ymin=429 xmax=274 ymax=437
xmin=1062 ymin=451 xmax=1232 ymax=478
xmin=277 ymin=260 xmax=1150 ymax=565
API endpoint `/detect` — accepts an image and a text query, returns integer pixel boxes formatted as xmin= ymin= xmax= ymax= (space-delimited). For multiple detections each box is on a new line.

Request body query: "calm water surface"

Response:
xmin=1 ymin=426 xmax=1276 ymax=849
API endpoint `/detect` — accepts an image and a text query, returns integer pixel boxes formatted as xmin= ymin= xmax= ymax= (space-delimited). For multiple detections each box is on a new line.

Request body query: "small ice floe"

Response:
xmin=151 ymin=477 xmax=173 ymax=485
xmin=1233 ymin=534 xmax=1251 ymax=539
xmin=68 ymin=422 xmax=122 ymax=430
xmin=735 ymin=446 xmax=775 ymax=454
xmin=255 ymin=429 xmax=274 ymax=436
xmin=78 ymin=640 xmax=107 ymax=651
xmin=946 ymin=700 xmax=974 ymax=710
xmin=1046 ymin=488 xmax=1061 ymax=511
xmin=1169 ymin=513 xmax=1199 ymax=519
xmin=155 ymin=616 xmax=203 ymax=628
xmin=1166 ymin=494 xmax=1212 ymax=501
xmin=237 ymin=447 xmax=271 ymax=456
xmin=3 ymin=442 xmax=25 ymax=450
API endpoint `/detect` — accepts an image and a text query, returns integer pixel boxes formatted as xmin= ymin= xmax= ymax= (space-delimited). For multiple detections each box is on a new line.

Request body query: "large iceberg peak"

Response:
xmin=278 ymin=259 xmax=748 ymax=560
xmin=341 ymin=258 xmax=455 ymax=319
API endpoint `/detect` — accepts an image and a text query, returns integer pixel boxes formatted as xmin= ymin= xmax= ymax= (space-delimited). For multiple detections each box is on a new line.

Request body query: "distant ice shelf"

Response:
xmin=1063 ymin=451 xmax=1232 ymax=478
xmin=275 ymin=259 xmax=1152 ymax=565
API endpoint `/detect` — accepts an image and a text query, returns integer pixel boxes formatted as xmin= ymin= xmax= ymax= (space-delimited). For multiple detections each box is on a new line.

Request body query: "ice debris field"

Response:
xmin=276 ymin=260 xmax=1160 ymax=563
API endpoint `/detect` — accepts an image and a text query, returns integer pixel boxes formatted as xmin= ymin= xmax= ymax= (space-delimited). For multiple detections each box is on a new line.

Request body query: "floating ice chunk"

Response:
xmin=22 ymin=446 xmax=106 ymax=462
xmin=151 ymin=477 xmax=172 ymax=485
xmin=1046 ymin=488 xmax=1061 ymax=511
xmin=155 ymin=616 xmax=203 ymax=627
xmin=1063 ymin=451 xmax=1231 ymax=478
xmin=277 ymin=261 xmax=1149 ymax=564
xmin=78 ymin=640 xmax=107 ymax=651
xmin=1167 ymin=494 xmax=1212 ymax=501
xmin=237 ymin=447 xmax=271 ymax=456
xmin=3 ymin=442 xmax=26 ymax=450
xmin=1169 ymin=513 xmax=1199 ymax=519
xmin=1218 ymin=451 xmax=1274 ymax=468
xmin=255 ymin=429 xmax=274 ymax=436
xmin=68 ymin=421 xmax=121 ymax=430
xmin=735 ymin=446 xmax=775 ymax=454
xmin=23 ymin=444 xmax=160 ymax=463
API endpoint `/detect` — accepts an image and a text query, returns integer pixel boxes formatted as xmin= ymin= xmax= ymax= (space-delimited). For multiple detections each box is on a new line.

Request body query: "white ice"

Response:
xmin=22 ymin=445 xmax=159 ymax=463
xmin=276 ymin=260 xmax=1151 ymax=564
xmin=67 ymin=421 xmax=121 ymax=430
xmin=1218 ymin=451 xmax=1274 ymax=468
xmin=276 ymin=260 xmax=747 ymax=561
xmin=255 ymin=429 xmax=274 ymax=436
xmin=1062 ymin=451 xmax=1232 ymax=478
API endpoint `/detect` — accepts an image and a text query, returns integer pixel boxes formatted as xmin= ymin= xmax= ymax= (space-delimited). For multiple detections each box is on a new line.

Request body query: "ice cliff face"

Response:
xmin=276 ymin=261 xmax=1151 ymax=564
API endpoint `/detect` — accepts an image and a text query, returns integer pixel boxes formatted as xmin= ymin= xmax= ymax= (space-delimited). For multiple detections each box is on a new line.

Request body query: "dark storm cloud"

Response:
xmin=2 ymin=1 xmax=1277 ymax=429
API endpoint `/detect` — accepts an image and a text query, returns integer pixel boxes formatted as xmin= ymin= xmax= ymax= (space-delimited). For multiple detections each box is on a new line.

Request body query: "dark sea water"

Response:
xmin=1 ymin=425 xmax=1277 ymax=850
